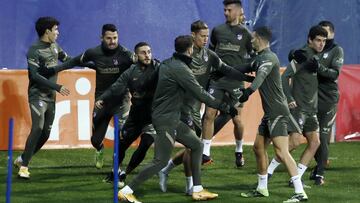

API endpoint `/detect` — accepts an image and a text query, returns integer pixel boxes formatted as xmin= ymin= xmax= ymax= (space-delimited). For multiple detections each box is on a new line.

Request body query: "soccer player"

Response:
xmin=36 ymin=24 xmax=135 ymax=169
xmin=239 ymin=26 xmax=308 ymax=202
xmin=158 ymin=20 xmax=254 ymax=194
xmin=267 ymin=26 xmax=328 ymax=183
xmin=311 ymin=21 xmax=344 ymax=185
xmin=118 ymin=35 xmax=237 ymax=202
xmin=14 ymin=17 xmax=71 ymax=179
xmin=97 ymin=42 xmax=160 ymax=187
xmin=202 ymin=0 xmax=253 ymax=166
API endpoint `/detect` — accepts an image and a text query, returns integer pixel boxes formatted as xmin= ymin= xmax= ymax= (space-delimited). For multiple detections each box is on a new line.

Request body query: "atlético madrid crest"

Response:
xmin=237 ymin=34 xmax=243 ymax=40
xmin=113 ymin=59 xmax=119 ymax=65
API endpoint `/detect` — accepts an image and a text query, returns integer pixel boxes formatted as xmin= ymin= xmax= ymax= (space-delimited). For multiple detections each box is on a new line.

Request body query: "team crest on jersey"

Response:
xmin=187 ymin=119 xmax=193 ymax=127
xmin=237 ymin=34 xmax=243 ymax=40
xmin=113 ymin=59 xmax=119 ymax=65
xmin=208 ymin=88 xmax=214 ymax=95
xmin=39 ymin=101 xmax=43 ymax=107
xmin=298 ymin=118 xmax=304 ymax=126
xmin=323 ymin=53 xmax=329 ymax=59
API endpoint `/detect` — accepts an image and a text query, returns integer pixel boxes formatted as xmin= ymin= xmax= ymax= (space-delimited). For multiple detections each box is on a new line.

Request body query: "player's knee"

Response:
xmin=204 ymin=109 xmax=217 ymax=121
xmin=289 ymin=133 xmax=301 ymax=149
xmin=253 ymin=142 xmax=263 ymax=155
xmin=32 ymin=125 xmax=43 ymax=134
xmin=309 ymin=137 xmax=320 ymax=150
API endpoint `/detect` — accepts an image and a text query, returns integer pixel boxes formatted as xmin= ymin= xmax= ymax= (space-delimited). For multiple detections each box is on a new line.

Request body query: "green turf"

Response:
xmin=1 ymin=142 xmax=360 ymax=203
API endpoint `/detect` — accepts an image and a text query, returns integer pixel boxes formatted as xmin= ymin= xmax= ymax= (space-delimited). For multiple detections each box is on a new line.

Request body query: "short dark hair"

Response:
xmin=35 ymin=17 xmax=59 ymax=37
xmin=254 ymin=26 xmax=272 ymax=42
xmin=318 ymin=20 xmax=335 ymax=32
xmin=134 ymin=42 xmax=150 ymax=53
xmin=223 ymin=0 xmax=242 ymax=6
xmin=175 ymin=35 xmax=193 ymax=53
xmin=102 ymin=24 xmax=118 ymax=36
xmin=191 ymin=20 xmax=209 ymax=33
xmin=308 ymin=25 xmax=328 ymax=40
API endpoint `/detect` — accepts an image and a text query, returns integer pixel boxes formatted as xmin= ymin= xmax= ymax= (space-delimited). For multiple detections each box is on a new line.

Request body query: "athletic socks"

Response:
xmin=257 ymin=174 xmax=268 ymax=190
xmin=202 ymin=139 xmax=212 ymax=156
xmin=120 ymin=185 xmax=133 ymax=195
xmin=185 ymin=176 xmax=193 ymax=193
xmin=297 ymin=163 xmax=308 ymax=178
xmin=161 ymin=159 xmax=175 ymax=174
xmin=193 ymin=185 xmax=204 ymax=193
xmin=267 ymin=158 xmax=281 ymax=175
xmin=291 ymin=175 xmax=304 ymax=194
xmin=235 ymin=139 xmax=243 ymax=153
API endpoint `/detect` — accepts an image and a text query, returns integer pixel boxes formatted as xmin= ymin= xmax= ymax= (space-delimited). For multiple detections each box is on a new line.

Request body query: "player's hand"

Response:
xmin=288 ymin=101 xmax=297 ymax=109
xmin=58 ymin=86 xmax=70 ymax=96
xmin=95 ymin=100 xmax=104 ymax=109
xmin=238 ymin=88 xmax=254 ymax=103
xmin=288 ymin=49 xmax=307 ymax=64
xmin=304 ymin=55 xmax=320 ymax=73
xmin=244 ymin=75 xmax=255 ymax=82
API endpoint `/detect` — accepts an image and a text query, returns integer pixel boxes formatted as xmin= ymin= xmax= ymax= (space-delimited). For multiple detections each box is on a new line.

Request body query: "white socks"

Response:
xmin=192 ymin=185 xmax=204 ymax=193
xmin=235 ymin=139 xmax=243 ymax=153
xmin=291 ymin=175 xmax=304 ymax=194
xmin=267 ymin=158 xmax=281 ymax=175
xmin=161 ymin=160 xmax=175 ymax=174
xmin=257 ymin=174 xmax=268 ymax=190
xmin=185 ymin=176 xmax=193 ymax=193
xmin=120 ymin=185 xmax=133 ymax=195
xmin=297 ymin=163 xmax=308 ymax=178
xmin=202 ymin=139 xmax=212 ymax=156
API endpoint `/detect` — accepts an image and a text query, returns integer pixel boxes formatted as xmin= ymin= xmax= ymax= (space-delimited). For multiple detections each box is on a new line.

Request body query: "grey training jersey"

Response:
xmin=318 ymin=44 xmax=344 ymax=104
xmin=209 ymin=23 xmax=253 ymax=90
xmin=250 ymin=48 xmax=290 ymax=118
xmin=27 ymin=40 xmax=69 ymax=102
xmin=282 ymin=45 xmax=319 ymax=113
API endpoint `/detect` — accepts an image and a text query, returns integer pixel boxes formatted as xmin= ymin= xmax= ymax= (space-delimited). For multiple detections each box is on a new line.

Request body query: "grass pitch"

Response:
xmin=1 ymin=142 xmax=360 ymax=203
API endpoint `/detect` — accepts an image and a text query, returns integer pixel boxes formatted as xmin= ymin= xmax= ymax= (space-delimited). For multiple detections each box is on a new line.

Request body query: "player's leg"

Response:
xmin=313 ymin=103 xmax=336 ymax=185
xmin=159 ymin=148 xmax=185 ymax=192
xmin=119 ymin=125 xmax=176 ymax=202
xmin=297 ymin=113 xmax=320 ymax=180
xmin=232 ymin=107 xmax=245 ymax=167
xmin=18 ymin=100 xmax=47 ymax=178
xmin=91 ymin=105 xmax=112 ymax=169
xmin=272 ymin=135 xmax=307 ymax=202
xmin=241 ymin=132 xmax=270 ymax=198
xmin=268 ymin=111 xmax=303 ymax=178
xmin=126 ymin=124 xmax=156 ymax=175
xmin=176 ymin=122 xmax=218 ymax=200
xmin=228 ymin=88 xmax=245 ymax=167
xmin=33 ymin=101 xmax=55 ymax=154
xmin=201 ymin=88 xmax=224 ymax=164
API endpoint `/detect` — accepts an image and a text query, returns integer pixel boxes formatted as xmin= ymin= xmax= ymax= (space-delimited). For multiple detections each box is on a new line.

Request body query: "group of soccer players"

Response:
xmin=13 ymin=0 xmax=344 ymax=202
